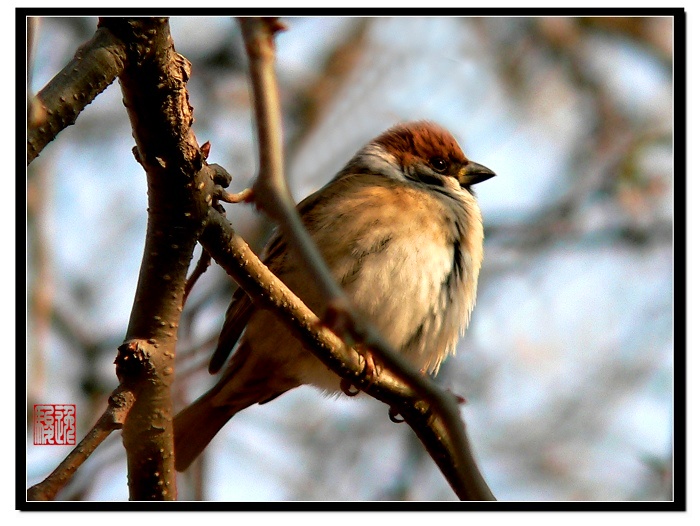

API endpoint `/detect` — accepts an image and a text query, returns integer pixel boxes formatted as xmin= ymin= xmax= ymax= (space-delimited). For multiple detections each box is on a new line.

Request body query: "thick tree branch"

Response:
xmin=27 ymin=25 xmax=127 ymax=165
xmin=95 ymin=17 xmax=211 ymax=501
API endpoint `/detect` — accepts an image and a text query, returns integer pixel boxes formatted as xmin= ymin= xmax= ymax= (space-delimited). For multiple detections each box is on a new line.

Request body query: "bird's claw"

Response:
xmin=339 ymin=346 xmax=379 ymax=397
xmin=388 ymin=407 xmax=404 ymax=423
xmin=340 ymin=378 xmax=360 ymax=397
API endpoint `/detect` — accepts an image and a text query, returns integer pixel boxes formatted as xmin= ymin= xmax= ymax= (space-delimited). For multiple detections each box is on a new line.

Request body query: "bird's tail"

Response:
xmin=173 ymin=384 xmax=267 ymax=472
xmin=174 ymin=342 xmax=299 ymax=471
xmin=174 ymin=389 xmax=233 ymax=472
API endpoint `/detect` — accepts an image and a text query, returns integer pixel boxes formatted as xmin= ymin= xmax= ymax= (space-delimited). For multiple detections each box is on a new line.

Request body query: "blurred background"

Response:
xmin=26 ymin=16 xmax=675 ymax=501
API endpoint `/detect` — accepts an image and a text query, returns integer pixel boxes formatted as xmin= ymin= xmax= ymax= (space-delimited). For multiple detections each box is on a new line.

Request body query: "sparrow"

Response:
xmin=174 ymin=121 xmax=495 ymax=471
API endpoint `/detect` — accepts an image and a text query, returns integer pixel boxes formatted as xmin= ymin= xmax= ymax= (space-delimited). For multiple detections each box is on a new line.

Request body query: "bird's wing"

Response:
xmin=208 ymin=175 xmax=357 ymax=375
xmin=208 ymin=286 xmax=254 ymax=374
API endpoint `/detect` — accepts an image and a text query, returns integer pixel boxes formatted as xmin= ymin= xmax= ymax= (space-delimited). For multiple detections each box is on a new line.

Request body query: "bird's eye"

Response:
xmin=429 ymin=157 xmax=448 ymax=173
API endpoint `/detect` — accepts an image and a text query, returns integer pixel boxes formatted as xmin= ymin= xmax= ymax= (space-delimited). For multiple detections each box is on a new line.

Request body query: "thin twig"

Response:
xmin=183 ymin=248 xmax=211 ymax=305
xmin=215 ymin=186 xmax=253 ymax=204
xmin=235 ymin=17 xmax=495 ymax=501
xmin=27 ymin=387 xmax=135 ymax=501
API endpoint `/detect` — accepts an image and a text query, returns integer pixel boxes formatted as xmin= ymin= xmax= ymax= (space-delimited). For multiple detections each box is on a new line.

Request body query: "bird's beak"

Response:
xmin=458 ymin=161 xmax=496 ymax=187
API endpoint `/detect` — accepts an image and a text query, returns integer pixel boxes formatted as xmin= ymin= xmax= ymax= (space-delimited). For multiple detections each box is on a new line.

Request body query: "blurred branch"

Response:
xmin=285 ymin=18 xmax=371 ymax=156
xmin=27 ymin=161 xmax=53 ymax=405
xmin=579 ymin=17 xmax=673 ymax=67
xmin=487 ymin=351 xmax=666 ymax=500
xmin=27 ymin=26 xmax=127 ymax=164
xmin=485 ymin=124 xmax=672 ymax=256
xmin=476 ymin=17 xmax=672 ymax=259
xmin=376 ymin=430 xmax=430 ymax=500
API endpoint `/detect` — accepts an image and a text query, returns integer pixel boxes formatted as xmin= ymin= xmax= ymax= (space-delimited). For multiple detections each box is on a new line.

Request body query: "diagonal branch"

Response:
xmin=201 ymin=207 xmax=494 ymax=501
xmin=27 ymin=25 xmax=127 ymax=165
xmin=27 ymin=387 xmax=135 ymax=501
xmin=232 ymin=17 xmax=495 ymax=501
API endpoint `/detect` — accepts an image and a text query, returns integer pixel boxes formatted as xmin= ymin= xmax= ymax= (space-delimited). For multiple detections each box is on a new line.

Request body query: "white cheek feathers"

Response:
xmin=353 ymin=143 xmax=405 ymax=181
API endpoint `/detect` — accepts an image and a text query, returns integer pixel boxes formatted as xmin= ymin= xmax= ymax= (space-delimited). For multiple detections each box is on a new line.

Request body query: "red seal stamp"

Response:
xmin=33 ymin=404 xmax=76 ymax=445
